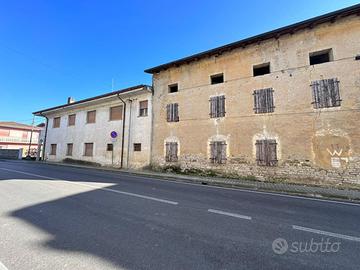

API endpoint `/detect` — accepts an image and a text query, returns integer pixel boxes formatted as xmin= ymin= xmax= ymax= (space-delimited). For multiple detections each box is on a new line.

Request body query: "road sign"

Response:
xmin=110 ymin=131 xmax=118 ymax=139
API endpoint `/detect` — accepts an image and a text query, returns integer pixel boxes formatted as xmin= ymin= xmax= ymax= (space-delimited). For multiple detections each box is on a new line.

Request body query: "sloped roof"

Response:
xmin=33 ymin=84 xmax=152 ymax=115
xmin=0 ymin=121 xmax=42 ymax=131
xmin=145 ymin=4 xmax=360 ymax=74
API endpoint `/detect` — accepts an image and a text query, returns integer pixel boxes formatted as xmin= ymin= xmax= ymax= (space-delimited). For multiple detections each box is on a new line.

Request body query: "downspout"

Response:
xmin=39 ymin=112 xmax=49 ymax=161
xmin=117 ymin=93 xmax=126 ymax=169
xmin=126 ymin=99 xmax=133 ymax=168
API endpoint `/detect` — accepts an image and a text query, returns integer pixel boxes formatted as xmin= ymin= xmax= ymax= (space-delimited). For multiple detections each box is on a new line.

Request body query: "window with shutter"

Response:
xmin=87 ymin=111 xmax=96 ymax=123
xmin=50 ymin=144 xmax=57 ymax=155
xmin=256 ymin=139 xmax=277 ymax=166
xmin=110 ymin=105 xmax=123 ymax=121
xmin=53 ymin=117 xmax=61 ymax=128
xmin=253 ymin=88 xmax=275 ymax=114
xmin=84 ymin=143 xmax=94 ymax=156
xmin=165 ymin=142 xmax=178 ymax=162
xmin=311 ymin=78 xmax=341 ymax=108
xmin=139 ymin=100 xmax=148 ymax=117
xmin=209 ymin=95 xmax=225 ymax=118
xmin=68 ymin=114 xmax=76 ymax=126
xmin=210 ymin=141 xmax=227 ymax=164
xmin=66 ymin=143 xmax=73 ymax=156
xmin=166 ymin=103 xmax=179 ymax=122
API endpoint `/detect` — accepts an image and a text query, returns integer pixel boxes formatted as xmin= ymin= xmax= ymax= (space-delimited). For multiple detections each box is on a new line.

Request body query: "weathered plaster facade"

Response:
xmin=34 ymin=85 xmax=152 ymax=169
xmin=148 ymin=13 xmax=360 ymax=184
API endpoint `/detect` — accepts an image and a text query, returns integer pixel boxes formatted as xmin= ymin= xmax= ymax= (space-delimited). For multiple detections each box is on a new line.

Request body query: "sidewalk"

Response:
xmin=34 ymin=160 xmax=360 ymax=202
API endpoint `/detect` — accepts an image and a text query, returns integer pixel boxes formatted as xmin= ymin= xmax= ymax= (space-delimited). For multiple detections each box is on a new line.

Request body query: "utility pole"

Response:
xmin=27 ymin=115 xmax=35 ymax=159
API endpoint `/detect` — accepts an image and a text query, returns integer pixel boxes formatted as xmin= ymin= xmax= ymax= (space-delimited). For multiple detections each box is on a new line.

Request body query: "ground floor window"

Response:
xmin=66 ymin=143 xmax=73 ymax=156
xmin=165 ymin=142 xmax=178 ymax=162
xmin=134 ymin=143 xmax=141 ymax=152
xmin=84 ymin=143 xmax=94 ymax=156
xmin=256 ymin=139 xmax=277 ymax=166
xmin=210 ymin=141 xmax=227 ymax=164
xmin=50 ymin=144 xmax=57 ymax=155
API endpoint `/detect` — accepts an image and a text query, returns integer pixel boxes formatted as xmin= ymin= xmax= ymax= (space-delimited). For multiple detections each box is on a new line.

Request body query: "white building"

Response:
xmin=33 ymin=85 xmax=152 ymax=169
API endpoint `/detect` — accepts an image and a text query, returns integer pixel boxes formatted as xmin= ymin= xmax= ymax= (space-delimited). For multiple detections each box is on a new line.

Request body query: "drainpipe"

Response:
xmin=39 ymin=112 xmax=49 ymax=161
xmin=126 ymin=99 xmax=133 ymax=168
xmin=117 ymin=94 xmax=126 ymax=169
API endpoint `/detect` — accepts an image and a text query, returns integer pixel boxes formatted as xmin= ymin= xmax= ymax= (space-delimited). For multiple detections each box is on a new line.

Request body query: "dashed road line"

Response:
xmin=0 ymin=168 xmax=178 ymax=205
xmin=208 ymin=209 xmax=252 ymax=220
xmin=292 ymin=225 xmax=360 ymax=242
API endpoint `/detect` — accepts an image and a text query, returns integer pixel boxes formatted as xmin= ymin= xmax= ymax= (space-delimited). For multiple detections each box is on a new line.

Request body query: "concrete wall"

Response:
xmin=151 ymin=15 xmax=360 ymax=184
xmin=44 ymin=89 xmax=152 ymax=168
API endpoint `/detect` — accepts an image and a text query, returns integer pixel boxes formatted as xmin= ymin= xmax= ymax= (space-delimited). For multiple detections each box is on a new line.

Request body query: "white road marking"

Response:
xmin=208 ymin=209 xmax=252 ymax=220
xmin=124 ymin=174 xmax=360 ymax=207
xmin=0 ymin=168 xmax=178 ymax=205
xmin=0 ymin=261 xmax=9 ymax=270
xmin=292 ymin=225 xmax=360 ymax=242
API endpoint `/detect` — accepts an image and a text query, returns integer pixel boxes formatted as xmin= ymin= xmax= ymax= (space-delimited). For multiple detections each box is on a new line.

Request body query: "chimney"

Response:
xmin=67 ymin=97 xmax=75 ymax=104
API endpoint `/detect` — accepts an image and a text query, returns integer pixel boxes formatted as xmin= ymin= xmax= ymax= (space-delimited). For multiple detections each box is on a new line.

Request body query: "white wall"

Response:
xmin=44 ymin=90 xmax=152 ymax=168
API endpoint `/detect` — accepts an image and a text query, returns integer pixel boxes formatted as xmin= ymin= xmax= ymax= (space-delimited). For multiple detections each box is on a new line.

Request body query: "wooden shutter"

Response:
xmin=311 ymin=79 xmax=341 ymax=108
xmin=84 ymin=143 xmax=93 ymax=156
xmin=256 ymin=140 xmax=266 ymax=166
xmin=67 ymin=143 xmax=73 ymax=156
xmin=140 ymin=100 xmax=148 ymax=109
xmin=311 ymin=81 xmax=320 ymax=109
xmin=219 ymin=96 xmax=225 ymax=117
xmin=166 ymin=104 xmax=171 ymax=122
xmin=210 ymin=142 xmax=216 ymax=162
xmin=329 ymin=78 xmax=341 ymax=107
xmin=53 ymin=117 xmax=60 ymax=128
xmin=110 ymin=106 xmax=123 ymax=120
xmin=209 ymin=97 xmax=216 ymax=118
xmin=266 ymin=88 xmax=275 ymax=113
xmin=268 ymin=140 xmax=278 ymax=166
xmin=219 ymin=141 xmax=227 ymax=164
xmin=68 ymin=114 xmax=76 ymax=126
xmin=174 ymin=103 xmax=179 ymax=121
xmin=256 ymin=140 xmax=277 ymax=166
xmin=87 ymin=111 xmax=96 ymax=123
xmin=50 ymin=144 xmax=57 ymax=155
xmin=254 ymin=89 xmax=274 ymax=113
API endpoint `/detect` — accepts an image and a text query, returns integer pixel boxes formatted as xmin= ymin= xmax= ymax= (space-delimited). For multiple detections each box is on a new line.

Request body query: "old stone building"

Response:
xmin=146 ymin=5 xmax=360 ymax=184
xmin=33 ymin=85 xmax=152 ymax=168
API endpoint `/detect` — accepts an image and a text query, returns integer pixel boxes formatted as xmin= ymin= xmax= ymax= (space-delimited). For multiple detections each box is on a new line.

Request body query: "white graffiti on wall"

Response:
xmin=326 ymin=144 xmax=349 ymax=168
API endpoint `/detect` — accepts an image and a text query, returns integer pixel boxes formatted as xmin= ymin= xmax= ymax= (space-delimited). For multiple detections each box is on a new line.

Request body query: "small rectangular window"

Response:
xmin=50 ymin=144 xmax=57 ymax=155
xmin=84 ymin=143 xmax=94 ymax=156
xmin=166 ymin=142 xmax=178 ymax=162
xmin=253 ymin=88 xmax=275 ymax=114
xmin=134 ymin=143 xmax=141 ymax=152
xmin=355 ymin=55 xmax=360 ymax=61
xmin=109 ymin=105 xmax=123 ymax=121
xmin=168 ymin=84 xmax=178 ymax=93
xmin=210 ymin=141 xmax=227 ymax=164
xmin=210 ymin=73 xmax=224 ymax=84
xmin=309 ymin=49 xmax=333 ymax=65
xmin=166 ymin=103 xmax=179 ymax=122
xmin=87 ymin=110 xmax=96 ymax=123
xmin=68 ymin=114 xmax=76 ymax=126
xmin=139 ymin=100 xmax=148 ymax=117
xmin=66 ymin=143 xmax=73 ymax=156
xmin=209 ymin=95 xmax=225 ymax=118
xmin=256 ymin=140 xmax=277 ymax=166
xmin=53 ymin=117 xmax=60 ymax=128
xmin=253 ymin=63 xmax=270 ymax=77
xmin=311 ymin=78 xmax=341 ymax=108
xmin=107 ymin=143 xmax=113 ymax=151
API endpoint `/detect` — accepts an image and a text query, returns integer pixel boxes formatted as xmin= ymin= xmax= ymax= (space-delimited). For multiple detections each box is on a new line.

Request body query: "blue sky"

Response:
xmin=1 ymin=0 xmax=358 ymax=125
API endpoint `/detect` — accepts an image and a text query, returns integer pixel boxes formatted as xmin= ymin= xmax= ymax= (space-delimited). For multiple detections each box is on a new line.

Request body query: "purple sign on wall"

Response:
xmin=110 ymin=131 xmax=118 ymax=139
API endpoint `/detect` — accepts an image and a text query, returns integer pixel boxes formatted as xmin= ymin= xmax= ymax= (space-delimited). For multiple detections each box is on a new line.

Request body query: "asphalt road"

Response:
xmin=0 ymin=160 xmax=359 ymax=270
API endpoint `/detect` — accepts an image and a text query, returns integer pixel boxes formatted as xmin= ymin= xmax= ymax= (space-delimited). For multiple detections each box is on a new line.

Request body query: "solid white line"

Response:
xmin=292 ymin=225 xmax=360 ymax=242
xmin=0 ymin=168 xmax=178 ymax=205
xmin=208 ymin=209 xmax=252 ymax=220
xmin=0 ymin=261 xmax=9 ymax=270
xmin=0 ymin=167 xmax=57 ymax=180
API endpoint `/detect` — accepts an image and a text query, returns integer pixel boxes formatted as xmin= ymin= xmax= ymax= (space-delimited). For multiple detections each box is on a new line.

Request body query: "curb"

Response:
xmin=34 ymin=160 xmax=360 ymax=203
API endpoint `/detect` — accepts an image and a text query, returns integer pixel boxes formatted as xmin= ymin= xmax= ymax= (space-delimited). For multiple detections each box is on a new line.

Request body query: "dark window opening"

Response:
xmin=134 ymin=143 xmax=141 ymax=152
xmin=309 ymin=49 xmax=332 ymax=65
xmin=107 ymin=144 xmax=113 ymax=151
xmin=168 ymin=84 xmax=178 ymax=93
xmin=210 ymin=73 xmax=224 ymax=84
xmin=253 ymin=63 xmax=270 ymax=77
xmin=66 ymin=143 xmax=73 ymax=156
xmin=355 ymin=55 xmax=360 ymax=61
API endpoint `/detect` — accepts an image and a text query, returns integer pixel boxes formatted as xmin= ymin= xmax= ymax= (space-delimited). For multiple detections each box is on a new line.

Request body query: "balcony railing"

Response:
xmin=0 ymin=136 xmax=38 ymax=144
